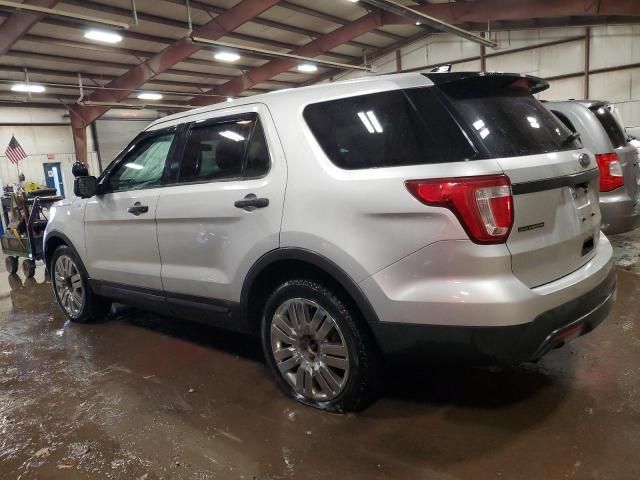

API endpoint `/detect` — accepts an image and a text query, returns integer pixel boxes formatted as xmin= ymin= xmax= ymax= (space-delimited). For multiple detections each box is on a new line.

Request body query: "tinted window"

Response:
xmin=303 ymin=89 xmax=475 ymax=170
xmin=439 ymin=85 xmax=581 ymax=158
xmin=179 ymin=116 xmax=269 ymax=182
xmin=106 ymin=132 xmax=175 ymax=192
xmin=551 ymin=110 xmax=577 ymax=133
xmin=590 ymin=105 xmax=626 ymax=148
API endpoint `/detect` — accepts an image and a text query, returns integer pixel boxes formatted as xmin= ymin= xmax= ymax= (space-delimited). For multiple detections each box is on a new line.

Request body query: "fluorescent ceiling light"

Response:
xmin=297 ymin=63 xmax=318 ymax=73
xmin=124 ymin=163 xmax=143 ymax=170
xmin=358 ymin=111 xmax=383 ymax=134
xmin=214 ymin=51 xmax=241 ymax=62
xmin=346 ymin=0 xmax=359 ymax=2
xmin=219 ymin=130 xmax=245 ymax=142
xmin=85 ymin=29 xmax=123 ymax=44
xmin=137 ymin=92 xmax=163 ymax=100
xmin=11 ymin=84 xmax=45 ymax=93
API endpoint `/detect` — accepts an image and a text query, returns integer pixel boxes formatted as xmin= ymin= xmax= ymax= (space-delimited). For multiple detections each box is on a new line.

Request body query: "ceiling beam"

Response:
xmin=68 ymin=0 xmax=281 ymax=125
xmin=0 ymin=65 xmax=273 ymax=94
xmin=16 ymin=35 xmax=302 ymax=86
xmin=0 ymin=0 xmax=61 ymax=54
xmin=188 ymin=11 xmax=385 ymax=107
xmin=358 ymin=0 xmax=496 ymax=47
xmin=59 ymin=0 xmax=364 ymax=63
xmin=3 ymin=49 xmax=295 ymax=88
xmin=382 ymin=0 xmax=640 ymax=25
xmin=302 ymin=30 xmax=431 ymax=86
xmin=159 ymin=0 xmax=380 ymax=51
xmin=278 ymin=0 xmax=403 ymax=42
xmin=187 ymin=0 xmax=640 ymax=105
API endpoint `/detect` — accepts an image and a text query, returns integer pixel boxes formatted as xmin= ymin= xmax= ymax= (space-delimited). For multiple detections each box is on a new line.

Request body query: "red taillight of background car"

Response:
xmin=405 ymin=175 xmax=514 ymax=244
xmin=595 ymin=152 xmax=624 ymax=192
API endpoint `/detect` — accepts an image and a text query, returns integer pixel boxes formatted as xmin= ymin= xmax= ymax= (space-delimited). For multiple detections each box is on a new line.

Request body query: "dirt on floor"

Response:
xmin=0 ymin=244 xmax=639 ymax=479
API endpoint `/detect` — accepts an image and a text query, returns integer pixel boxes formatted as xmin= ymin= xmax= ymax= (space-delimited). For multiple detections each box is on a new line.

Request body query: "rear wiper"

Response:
xmin=562 ymin=131 xmax=581 ymax=146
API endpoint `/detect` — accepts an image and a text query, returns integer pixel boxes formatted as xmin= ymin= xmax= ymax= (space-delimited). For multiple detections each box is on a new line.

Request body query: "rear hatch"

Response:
xmin=429 ymin=73 xmax=601 ymax=288
xmin=591 ymin=103 xmax=640 ymax=201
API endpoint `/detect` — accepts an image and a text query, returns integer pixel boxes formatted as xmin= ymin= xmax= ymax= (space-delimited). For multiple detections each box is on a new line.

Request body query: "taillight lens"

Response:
xmin=595 ymin=153 xmax=624 ymax=192
xmin=405 ymin=175 xmax=514 ymax=244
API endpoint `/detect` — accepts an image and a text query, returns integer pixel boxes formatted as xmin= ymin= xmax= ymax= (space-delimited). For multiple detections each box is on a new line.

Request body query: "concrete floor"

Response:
xmin=0 ymin=239 xmax=639 ymax=479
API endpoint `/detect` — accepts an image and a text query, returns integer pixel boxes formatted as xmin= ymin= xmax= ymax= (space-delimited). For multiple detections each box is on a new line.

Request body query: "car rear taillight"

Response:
xmin=405 ymin=175 xmax=514 ymax=244
xmin=595 ymin=153 xmax=624 ymax=192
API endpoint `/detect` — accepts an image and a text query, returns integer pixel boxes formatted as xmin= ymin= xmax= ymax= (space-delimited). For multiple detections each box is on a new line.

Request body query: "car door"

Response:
xmin=155 ymin=106 xmax=286 ymax=320
xmin=84 ymin=127 xmax=178 ymax=291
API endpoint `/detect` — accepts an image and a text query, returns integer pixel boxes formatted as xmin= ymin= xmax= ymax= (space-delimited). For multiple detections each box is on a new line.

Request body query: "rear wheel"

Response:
xmin=261 ymin=278 xmax=380 ymax=413
xmin=21 ymin=259 xmax=35 ymax=278
xmin=5 ymin=256 xmax=18 ymax=274
xmin=51 ymin=246 xmax=110 ymax=323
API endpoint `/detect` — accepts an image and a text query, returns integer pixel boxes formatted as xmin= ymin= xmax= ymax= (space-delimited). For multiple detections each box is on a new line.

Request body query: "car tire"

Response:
xmin=5 ymin=256 xmax=18 ymax=274
xmin=261 ymin=278 xmax=381 ymax=413
xmin=51 ymin=245 xmax=110 ymax=323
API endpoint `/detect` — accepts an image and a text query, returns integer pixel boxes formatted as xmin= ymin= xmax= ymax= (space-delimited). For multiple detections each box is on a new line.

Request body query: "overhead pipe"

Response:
xmin=190 ymin=36 xmax=374 ymax=72
xmin=0 ymin=0 xmax=130 ymax=29
xmin=358 ymin=0 xmax=497 ymax=48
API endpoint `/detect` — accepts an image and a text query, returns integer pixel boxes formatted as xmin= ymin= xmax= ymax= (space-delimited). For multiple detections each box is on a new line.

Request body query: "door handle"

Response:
xmin=234 ymin=193 xmax=269 ymax=211
xmin=127 ymin=201 xmax=149 ymax=216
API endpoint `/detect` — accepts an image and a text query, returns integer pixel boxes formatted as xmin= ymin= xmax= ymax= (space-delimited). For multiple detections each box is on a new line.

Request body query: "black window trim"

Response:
xmin=98 ymin=125 xmax=180 ymax=195
xmin=167 ymin=112 xmax=272 ymax=187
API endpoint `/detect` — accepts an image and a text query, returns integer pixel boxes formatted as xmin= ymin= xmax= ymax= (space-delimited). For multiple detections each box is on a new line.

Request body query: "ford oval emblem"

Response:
xmin=578 ymin=153 xmax=591 ymax=168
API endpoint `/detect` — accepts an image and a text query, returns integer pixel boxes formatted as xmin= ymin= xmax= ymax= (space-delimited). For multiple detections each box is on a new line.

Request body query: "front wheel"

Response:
xmin=51 ymin=246 xmax=110 ymax=323
xmin=261 ymin=279 xmax=380 ymax=413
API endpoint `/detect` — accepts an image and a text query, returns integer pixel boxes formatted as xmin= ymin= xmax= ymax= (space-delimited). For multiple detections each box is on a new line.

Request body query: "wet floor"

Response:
xmin=0 ymin=250 xmax=639 ymax=480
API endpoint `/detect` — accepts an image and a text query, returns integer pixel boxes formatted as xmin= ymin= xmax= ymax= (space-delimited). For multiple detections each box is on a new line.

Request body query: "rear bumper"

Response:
xmin=600 ymin=190 xmax=640 ymax=234
xmin=371 ymin=267 xmax=616 ymax=364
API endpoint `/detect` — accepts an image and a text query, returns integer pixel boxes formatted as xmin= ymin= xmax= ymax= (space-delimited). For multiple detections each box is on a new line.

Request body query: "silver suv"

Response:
xmin=44 ymin=73 xmax=616 ymax=412
xmin=547 ymin=100 xmax=640 ymax=234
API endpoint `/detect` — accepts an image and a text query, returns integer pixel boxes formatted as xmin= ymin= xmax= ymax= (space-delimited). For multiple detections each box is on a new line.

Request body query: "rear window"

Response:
xmin=590 ymin=105 xmax=626 ymax=148
xmin=437 ymin=84 xmax=581 ymax=158
xmin=303 ymin=89 xmax=476 ymax=170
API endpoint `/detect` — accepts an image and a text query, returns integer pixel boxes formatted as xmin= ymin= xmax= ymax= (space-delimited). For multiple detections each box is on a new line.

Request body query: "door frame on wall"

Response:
xmin=42 ymin=162 xmax=65 ymax=197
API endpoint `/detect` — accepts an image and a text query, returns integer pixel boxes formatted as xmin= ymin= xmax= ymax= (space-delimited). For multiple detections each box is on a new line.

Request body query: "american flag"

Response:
xmin=5 ymin=135 xmax=27 ymax=164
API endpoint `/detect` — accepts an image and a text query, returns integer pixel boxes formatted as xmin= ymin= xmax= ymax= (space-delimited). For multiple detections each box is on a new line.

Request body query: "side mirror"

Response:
xmin=74 ymin=176 xmax=98 ymax=198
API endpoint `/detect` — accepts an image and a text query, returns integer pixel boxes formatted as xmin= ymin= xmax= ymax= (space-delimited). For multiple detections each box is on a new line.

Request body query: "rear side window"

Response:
xmin=589 ymin=105 xmax=626 ymax=148
xmin=178 ymin=115 xmax=270 ymax=182
xmin=438 ymin=85 xmax=581 ymax=158
xmin=551 ymin=110 xmax=577 ymax=133
xmin=303 ymin=89 xmax=476 ymax=170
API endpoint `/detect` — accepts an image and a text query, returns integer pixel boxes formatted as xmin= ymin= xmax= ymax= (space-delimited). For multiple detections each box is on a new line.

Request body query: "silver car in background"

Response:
xmin=547 ymin=100 xmax=640 ymax=234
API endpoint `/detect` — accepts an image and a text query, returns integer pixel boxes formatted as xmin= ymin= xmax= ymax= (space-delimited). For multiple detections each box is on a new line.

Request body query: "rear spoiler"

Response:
xmin=422 ymin=72 xmax=550 ymax=94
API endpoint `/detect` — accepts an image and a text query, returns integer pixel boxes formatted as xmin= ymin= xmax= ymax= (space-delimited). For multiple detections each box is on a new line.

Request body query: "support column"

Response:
xmin=584 ymin=27 xmax=591 ymax=100
xmin=69 ymin=107 xmax=88 ymax=165
xmin=395 ymin=49 xmax=402 ymax=71
xmin=480 ymin=32 xmax=487 ymax=71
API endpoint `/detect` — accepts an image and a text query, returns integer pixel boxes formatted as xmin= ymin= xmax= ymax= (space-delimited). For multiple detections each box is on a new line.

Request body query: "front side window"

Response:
xmin=106 ymin=132 xmax=175 ymax=193
xmin=178 ymin=115 xmax=269 ymax=182
xmin=303 ymin=89 xmax=475 ymax=170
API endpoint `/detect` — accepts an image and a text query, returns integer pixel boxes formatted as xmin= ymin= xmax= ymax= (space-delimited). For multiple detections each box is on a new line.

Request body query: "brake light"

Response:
xmin=405 ymin=175 xmax=513 ymax=244
xmin=595 ymin=153 xmax=624 ymax=192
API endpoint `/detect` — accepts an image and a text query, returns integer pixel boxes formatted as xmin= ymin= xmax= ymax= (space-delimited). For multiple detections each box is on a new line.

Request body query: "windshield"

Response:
xmin=435 ymin=84 xmax=582 ymax=158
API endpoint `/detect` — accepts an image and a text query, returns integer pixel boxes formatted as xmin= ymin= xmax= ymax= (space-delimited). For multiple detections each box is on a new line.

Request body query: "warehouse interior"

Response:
xmin=1 ymin=1 xmax=640 ymax=479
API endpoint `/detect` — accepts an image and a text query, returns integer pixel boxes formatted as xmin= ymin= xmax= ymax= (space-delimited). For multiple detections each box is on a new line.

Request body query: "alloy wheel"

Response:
xmin=54 ymin=255 xmax=84 ymax=317
xmin=270 ymin=298 xmax=349 ymax=401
